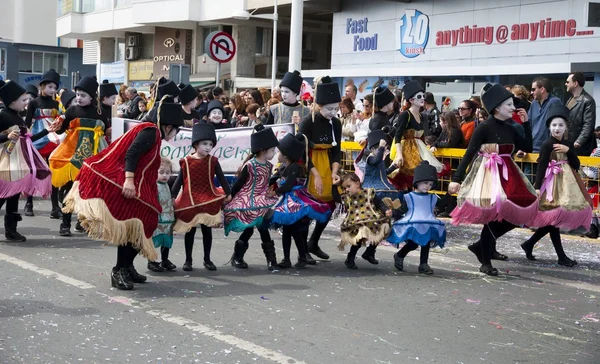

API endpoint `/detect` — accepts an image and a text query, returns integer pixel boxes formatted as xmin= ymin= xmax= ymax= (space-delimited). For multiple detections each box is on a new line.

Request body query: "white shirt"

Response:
xmin=353 ymin=98 xmax=364 ymax=112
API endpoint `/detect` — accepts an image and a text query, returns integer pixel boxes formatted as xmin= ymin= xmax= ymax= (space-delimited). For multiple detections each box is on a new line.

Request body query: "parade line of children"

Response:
xmin=0 ymin=71 xmax=592 ymax=290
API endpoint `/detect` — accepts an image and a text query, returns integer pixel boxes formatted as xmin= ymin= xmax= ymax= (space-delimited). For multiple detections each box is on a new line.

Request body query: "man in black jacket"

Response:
xmin=565 ymin=72 xmax=597 ymax=156
xmin=424 ymin=92 xmax=441 ymax=137
xmin=122 ymin=87 xmax=143 ymax=120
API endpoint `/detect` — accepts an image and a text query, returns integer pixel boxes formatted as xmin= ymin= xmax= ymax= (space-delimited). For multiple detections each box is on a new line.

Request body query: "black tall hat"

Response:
xmin=0 ymin=81 xmax=26 ymax=106
xmin=367 ymin=129 xmax=392 ymax=150
xmin=207 ymin=100 xmax=224 ymax=116
xmin=191 ymin=122 xmax=217 ymax=146
xmin=413 ymin=161 xmax=438 ymax=189
xmin=280 ymin=70 xmax=303 ymax=95
xmin=481 ymin=83 xmax=513 ymax=114
xmin=277 ymin=133 xmax=307 ymax=162
xmin=374 ymin=87 xmax=395 ymax=108
xmin=74 ymin=76 xmax=99 ymax=98
xmin=40 ymin=69 xmax=60 ymax=86
xmin=251 ymin=124 xmax=279 ymax=154
xmin=158 ymin=80 xmax=181 ymax=100
xmin=25 ymin=84 xmax=39 ymax=97
xmin=158 ymin=102 xmax=184 ymax=127
xmin=99 ymin=80 xmax=118 ymax=98
xmin=178 ymin=83 xmax=186 ymax=89
xmin=545 ymin=103 xmax=570 ymax=127
xmin=179 ymin=84 xmax=199 ymax=105
xmin=60 ymin=89 xmax=76 ymax=108
xmin=402 ymin=81 xmax=424 ymax=100
xmin=315 ymin=76 xmax=341 ymax=105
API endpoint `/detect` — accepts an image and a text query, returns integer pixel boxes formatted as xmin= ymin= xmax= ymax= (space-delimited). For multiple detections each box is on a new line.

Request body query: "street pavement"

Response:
xmin=1 ymin=199 xmax=599 ymax=364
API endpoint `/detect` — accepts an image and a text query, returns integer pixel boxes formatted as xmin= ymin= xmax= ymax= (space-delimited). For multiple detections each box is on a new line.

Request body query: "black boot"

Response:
xmin=111 ymin=267 xmax=134 ymax=290
xmin=308 ymin=239 xmax=330 ymax=260
xmin=5 ymin=214 xmax=26 ymax=242
xmin=520 ymin=240 xmax=536 ymax=261
xmin=393 ymin=252 xmax=404 ymax=271
xmin=24 ymin=200 xmax=34 ymax=217
xmin=74 ymin=220 xmax=85 ymax=233
xmin=361 ymin=245 xmax=379 ymax=264
xmin=50 ymin=207 xmax=63 ymax=219
xmin=127 ymin=266 xmax=147 ymax=283
xmin=261 ymin=240 xmax=278 ymax=271
xmin=345 ymin=245 xmax=360 ymax=269
xmin=278 ymin=258 xmax=292 ymax=269
xmin=231 ymin=240 xmax=249 ymax=268
xmin=59 ymin=223 xmax=72 ymax=237
xmin=304 ymin=241 xmax=316 ymax=265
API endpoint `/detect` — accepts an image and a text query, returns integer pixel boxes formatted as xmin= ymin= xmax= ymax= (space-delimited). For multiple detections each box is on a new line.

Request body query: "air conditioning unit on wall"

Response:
xmin=126 ymin=47 xmax=141 ymax=60
xmin=126 ymin=33 xmax=142 ymax=47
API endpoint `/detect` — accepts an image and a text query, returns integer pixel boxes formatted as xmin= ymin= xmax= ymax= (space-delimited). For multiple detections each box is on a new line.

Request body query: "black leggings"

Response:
xmin=525 ymin=225 xmax=567 ymax=260
xmin=282 ymin=220 xmax=309 ymax=260
xmin=397 ymin=240 xmax=430 ymax=264
xmin=239 ymin=226 xmax=272 ymax=243
xmin=116 ymin=243 xmax=139 ymax=269
xmin=184 ymin=225 xmax=213 ymax=262
xmin=61 ymin=182 xmax=74 ymax=226
xmin=0 ymin=194 xmax=20 ymax=215
xmin=308 ymin=213 xmax=332 ymax=245
xmin=478 ymin=221 xmax=516 ymax=265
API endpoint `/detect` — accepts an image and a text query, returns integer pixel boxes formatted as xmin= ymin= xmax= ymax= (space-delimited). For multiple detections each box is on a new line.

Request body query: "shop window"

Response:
xmin=256 ymin=27 xmax=265 ymax=55
xmin=0 ymin=48 xmax=6 ymax=72
xmin=19 ymin=50 xmax=68 ymax=75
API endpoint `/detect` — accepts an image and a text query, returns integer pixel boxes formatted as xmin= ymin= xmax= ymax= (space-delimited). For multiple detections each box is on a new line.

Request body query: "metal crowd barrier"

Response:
xmin=340 ymin=141 xmax=600 ymax=214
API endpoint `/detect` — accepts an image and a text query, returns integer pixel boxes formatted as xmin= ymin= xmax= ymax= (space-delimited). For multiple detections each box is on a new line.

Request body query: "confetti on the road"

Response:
xmin=260 ymin=296 xmax=269 ymax=300
xmin=466 ymin=299 xmax=480 ymax=304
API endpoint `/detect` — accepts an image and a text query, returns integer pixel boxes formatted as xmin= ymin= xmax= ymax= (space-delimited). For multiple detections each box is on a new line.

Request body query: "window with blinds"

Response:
xmin=18 ymin=50 xmax=69 ymax=75
xmin=83 ymin=40 xmax=99 ymax=65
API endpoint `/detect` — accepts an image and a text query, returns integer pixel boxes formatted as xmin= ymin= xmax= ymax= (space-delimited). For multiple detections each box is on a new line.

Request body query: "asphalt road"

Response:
xmin=0 ymin=200 xmax=599 ymax=364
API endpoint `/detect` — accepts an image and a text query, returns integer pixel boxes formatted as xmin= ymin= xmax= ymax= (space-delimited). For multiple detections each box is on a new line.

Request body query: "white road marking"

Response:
xmin=0 ymin=252 xmax=95 ymax=289
xmin=0 ymin=252 xmax=305 ymax=364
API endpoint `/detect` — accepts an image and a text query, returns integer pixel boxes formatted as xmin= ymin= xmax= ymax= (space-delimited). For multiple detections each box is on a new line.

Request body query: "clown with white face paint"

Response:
xmin=389 ymin=81 xmax=443 ymax=191
xmin=448 ymin=83 xmax=537 ymax=277
xmin=267 ymin=70 xmax=310 ymax=125
xmin=206 ymin=100 xmax=231 ymax=129
xmin=521 ymin=103 xmax=592 ymax=267
xmin=297 ymin=76 xmax=342 ymax=263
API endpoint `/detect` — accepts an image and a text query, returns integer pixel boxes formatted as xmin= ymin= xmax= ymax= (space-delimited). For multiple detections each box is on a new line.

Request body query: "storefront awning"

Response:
xmin=190 ymin=81 xmax=215 ymax=89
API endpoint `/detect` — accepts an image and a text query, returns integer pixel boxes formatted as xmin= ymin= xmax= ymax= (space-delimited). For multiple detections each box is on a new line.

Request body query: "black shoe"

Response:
xmin=24 ymin=204 xmax=34 ymax=217
xmin=437 ymin=211 xmax=450 ymax=218
xmin=491 ymin=251 xmax=509 ymax=261
xmin=203 ymin=260 xmax=217 ymax=271
xmin=345 ymin=259 xmax=358 ymax=269
xmin=49 ymin=208 xmax=63 ymax=219
xmin=231 ymin=240 xmax=249 ymax=268
xmin=308 ymin=243 xmax=330 ymax=260
xmin=182 ymin=261 xmax=193 ymax=271
xmin=111 ymin=268 xmax=134 ymax=290
xmin=393 ymin=252 xmax=404 ymax=271
xmin=231 ymin=257 xmax=249 ymax=269
xmin=557 ymin=257 xmax=578 ymax=267
xmin=59 ymin=224 xmax=72 ymax=237
xmin=294 ymin=259 xmax=307 ymax=268
xmin=418 ymin=263 xmax=434 ymax=275
xmin=127 ymin=266 xmax=147 ymax=283
xmin=305 ymin=253 xmax=317 ymax=265
xmin=5 ymin=230 xmax=26 ymax=242
xmin=74 ymin=221 xmax=85 ymax=233
xmin=479 ymin=264 xmax=499 ymax=276
xmin=278 ymin=258 xmax=292 ymax=269
xmin=147 ymin=261 xmax=164 ymax=272
xmin=361 ymin=252 xmax=379 ymax=265
xmin=467 ymin=243 xmax=483 ymax=264
xmin=160 ymin=259 xmax=177 ymax=271
xmin=520 ymin=241 xmax=536 ymax=261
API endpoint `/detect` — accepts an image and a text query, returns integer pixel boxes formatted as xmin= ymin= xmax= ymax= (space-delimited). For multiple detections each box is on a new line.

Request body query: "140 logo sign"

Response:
xmin=396 ymin=9 xmax=430 ymax=58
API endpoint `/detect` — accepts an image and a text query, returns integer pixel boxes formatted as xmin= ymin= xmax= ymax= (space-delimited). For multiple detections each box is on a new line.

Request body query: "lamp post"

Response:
xmin=233 ymin=0 xmax=278 ymax=90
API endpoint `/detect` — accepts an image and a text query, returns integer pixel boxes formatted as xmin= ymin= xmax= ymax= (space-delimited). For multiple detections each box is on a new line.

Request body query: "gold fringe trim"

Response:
xmin=338 ymin=223 xmax=391 ymax=251
xmin=51 ymin=163 xmax=80 ymax=188
xmin=173 ymin=212 xmax=223 ymax=233
xmin=63 ymin=181 xmax=158 ymax=261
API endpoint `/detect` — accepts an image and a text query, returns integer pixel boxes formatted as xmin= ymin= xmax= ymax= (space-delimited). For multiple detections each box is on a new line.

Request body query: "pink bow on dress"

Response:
xmin=479 ymin=152 xmax=511 ymax=213
xmin=539 ymin=160 xmax=566 ymax=202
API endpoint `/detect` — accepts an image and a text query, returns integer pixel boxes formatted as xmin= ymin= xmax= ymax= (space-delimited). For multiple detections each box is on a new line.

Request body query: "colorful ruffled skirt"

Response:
xmin=268 ymin=185 xmax=331 ymax=227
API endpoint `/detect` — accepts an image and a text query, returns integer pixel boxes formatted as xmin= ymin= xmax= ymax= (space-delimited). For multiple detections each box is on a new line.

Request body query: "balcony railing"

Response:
xmin=58 ymin=0 xmax=125 ymax=17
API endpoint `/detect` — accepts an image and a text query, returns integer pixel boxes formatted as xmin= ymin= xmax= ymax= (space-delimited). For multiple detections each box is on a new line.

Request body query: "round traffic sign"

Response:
xmin=205 ymin=31 xmax=236 ymax=64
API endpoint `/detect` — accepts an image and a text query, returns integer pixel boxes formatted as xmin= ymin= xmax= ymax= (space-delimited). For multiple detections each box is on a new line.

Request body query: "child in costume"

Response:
xmin=224 ymin=124 xmax=280 ymax=270
xmin=448 ymin=83 xmax=536 ymax=276
xmin=268 ymin=133 xmax=331 ymax=268
xmin=521 ymin=104 xmax=592 ymax=267
xmin=50 ymin=76 xmax=109 ymax=237
xmin=0 ymin=80 xmax=58 ymax=241
xmin=362 ymin=128 xmax=402 ymax=208
xmin=339 ymin=173 xmax=392 ymax=269
xmin=24 ymin=69 xmax=63 ymax=218
xmin=171 ymin=122 xmax=231 ymax=272
xmin=388 ymin=161 xmax=447 ymax=275
xmin=147 ymin=158 xmax=177 ymax=272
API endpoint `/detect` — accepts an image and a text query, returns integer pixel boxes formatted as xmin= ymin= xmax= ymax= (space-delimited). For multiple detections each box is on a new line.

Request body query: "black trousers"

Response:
xmin=239 ymin=226 xmax=272 ymax=243
xmin=524 ymin=225 xmax=567 ymax=260
xmin=116 ymin=243 xmax=139 ymax=269
xmin=0 ymin=194 xmax=20 ymax=215
xmin=281 ymin=220 xmax=309 ymax=260
xmin=184 ymin=225 xmax=213 ymax=262
xmin=398 ymin=240 xmax=430 ymax=264
xmin=476 ymin=221 xmax=516 ymax=265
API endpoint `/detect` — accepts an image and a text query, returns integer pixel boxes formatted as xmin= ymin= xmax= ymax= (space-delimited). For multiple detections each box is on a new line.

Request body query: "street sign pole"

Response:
xmin=216 ymin=62 xmax=221 ymax=88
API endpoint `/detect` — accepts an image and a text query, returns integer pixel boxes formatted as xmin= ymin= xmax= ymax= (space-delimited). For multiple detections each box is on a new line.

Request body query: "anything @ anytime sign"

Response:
xmin=119 ymin=120 xmax=294 ymax=174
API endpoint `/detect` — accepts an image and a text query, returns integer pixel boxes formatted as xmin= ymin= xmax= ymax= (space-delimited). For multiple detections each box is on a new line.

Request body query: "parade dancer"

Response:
xmin=179 ymin=84 xmax=200 ymax=127
xmin=298 ymin=76 xmax=342 ymax=262
xmin=268 ymin=133 xmax=331 ymax=268
xmin=63 ymin=102 xmax=184 ymax=290
xmin=24 ymin=69 xmax=63 ymax=218
xmin=0 ymin=80 xmax=58 ymax=241
xmin=448 ymin=83 xmax=536 ymax=276
xmin=362 ymin=128 xmax=402 ymax=208
xmin=389 ymin=161 xmax=446 ymax=275
xmin=171 ymin=122 xmax=230 ymax=272
xmin=50 ymin=76 xmax=109 ymax=236
xmin=224 ymin=124 xmax=280 ymax=270
xmin=389 ymin=81 xmax=443 ymax=191
xmin=339 ymin=173 xmax=392 ymax=269
xmin=521 ymin=104 xmax=592 ymax=266
xmin=267 ymin=70 xmax=310 ymax=125
xmin=99 ymin=80 xmax=118 ymax=143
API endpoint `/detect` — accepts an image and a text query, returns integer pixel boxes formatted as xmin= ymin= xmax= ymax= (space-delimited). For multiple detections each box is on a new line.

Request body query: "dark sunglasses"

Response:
xmin=364 ymin=104 xmax=372 ymax=108
xmin=457 ymin=107 xmax=470 ymax=111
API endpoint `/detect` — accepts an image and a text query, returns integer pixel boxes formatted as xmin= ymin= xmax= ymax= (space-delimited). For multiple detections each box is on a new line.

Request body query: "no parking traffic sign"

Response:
xmin=205 ymin=31 xmax=236 ymax=63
